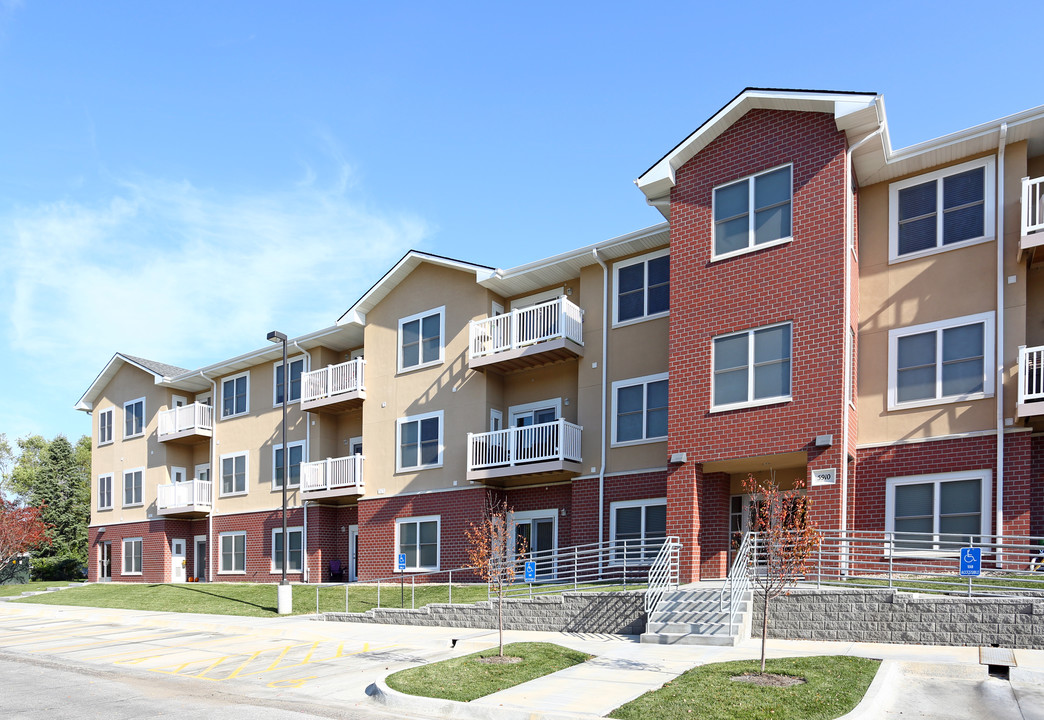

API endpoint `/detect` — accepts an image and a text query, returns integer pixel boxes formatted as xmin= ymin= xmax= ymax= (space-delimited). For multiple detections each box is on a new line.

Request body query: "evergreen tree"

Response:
xmin=18 ymin=435 xmax=90 ymax=566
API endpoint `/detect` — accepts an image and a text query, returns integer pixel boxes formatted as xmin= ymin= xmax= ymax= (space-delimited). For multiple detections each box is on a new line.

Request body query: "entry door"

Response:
xmin=511 ymin=405 xmax=559 ymax=462
xmin=100 ymin=542 xmax=112 ymax=581
xmin=514 ymin=513 xmax=556 ymax=579
xmin=171 ymin=539 xmax=186 ymax=583
xmin=195 ymin=464 xmax=210 ymax=484
xmin=348 ymin=525 xmax=359 ymax=582
xmin=194 ymin=537 xmax=207 ymax=582
xmin=349 ymin=436 xmax=363 ymax=456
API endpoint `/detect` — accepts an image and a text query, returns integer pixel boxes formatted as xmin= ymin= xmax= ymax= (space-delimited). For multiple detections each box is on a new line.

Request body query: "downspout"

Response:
xmin=996 ymin=124 xmax=1008 ymax=555
xmin=593 ymin=249 xmax=610 ymax=561
xmin=200 ymin=370 xmax=217 ymax=583
xmin=293 ymin=340 xmax=310 ymax=583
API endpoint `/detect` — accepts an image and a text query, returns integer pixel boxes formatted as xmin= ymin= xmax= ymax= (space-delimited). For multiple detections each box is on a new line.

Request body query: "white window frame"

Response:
xmin=507 ymin=398 xmax=562 ymax=425
xmin=122 ymin=537 xmax=143 ymax=575
xmin=194 ymin=463 xmax=210 ymax=484
xmin=395 ymin=410 xmax=444 ymax=472
xmin=270 ymin=526 xmax=304 ymax=574
xmin=397 ymin=306 xmax=445 ymax=374
xmin=885 ymin=470 xmax=992 ymax=556
xmin=171 ymin=466 xmax=187 ymax=484
xmin=888 ymin=156 xmax=996 ymax=264
xmin=712 ymin=163 xmax=794 ymax=261
xmin=611 ymin=373 xmax=669 ymax=447
xmin=609 ymin=498 xmax=667 ymax=563
xmin=349 ymin=435 xmax=363 ymax=456
xmin=395 ymin=515 xmax=440 ymax=572
xmin=489 ymin=409 xmax=503 ymax=432
xmin=272 ymin=355 xmax=308 ymax=407
xmin=221 ymin=371 xmax=250 ymax=419
xmin=97 ymin=407 xmax=114 ymax=446
xmin=123 ymin=397 xmax=146 ymax=440
xmin=122 ymin=468 xmax=143 ymax=507
xmin=218 ymin=531 xmax=247 ymax=574
xmin=710 ymin=321 xmax=793 ymax=412
xmin=509 ymin=509 xmax=559 ymax=565
xmin=97 ymin=474 xmax=113 ymax=510
xmin=219 ymin=451 xmax=249 ymax=497
xmin=612 ymin=249 xmax=670 ymax=327
xmin=886 ymin=311 xmax=995 ymax=411
xmin=272 ymin=440 xmax=306 ymax=490
xmin=509 ymin=287 xmax=564 ymax=310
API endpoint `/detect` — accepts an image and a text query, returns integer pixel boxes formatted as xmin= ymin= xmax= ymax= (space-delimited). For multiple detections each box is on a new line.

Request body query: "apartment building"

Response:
xmin=77 ymin=88 xmax=1044 ymax=586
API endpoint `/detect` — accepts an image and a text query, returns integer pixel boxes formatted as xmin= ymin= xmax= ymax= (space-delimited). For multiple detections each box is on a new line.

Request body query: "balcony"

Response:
xmin=468 ymin=296 xmax=583 ymax=373
xmin=1021 ymin=176 xmax=1044 ymax=254
xmin=466 ymin=419 xmax=583 ymax=484
xmin=157 ymin=403 xmax=213 ymax=444
xmin=157 ymin=479 xmax=213 ymax=518
xmin=301 ymin=358 xmax=365 ymax=413
xmin=1018 ymin=345 xmax=1044 ymax=417
xmin=301 ymin=455 xmax=364 ymax=504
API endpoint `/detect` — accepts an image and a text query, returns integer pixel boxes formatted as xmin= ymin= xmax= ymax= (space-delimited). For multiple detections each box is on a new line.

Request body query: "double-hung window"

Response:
xmin=122 ymin=538 xmax=142 ymax=575
xmin=398 ymin=307 xmax=444 ymax=373
xmin=396 ymin=516 xmax=439 ymax=571
xmin=98 ymin=407 xmax=114 ymax=446
xmin=122 ymin=469 xmax=143 ymax=507
xmin=887 ymin=312 xmax=994 ymax=409
xmin=123 ymin=398 xmax=145 ymax=439
xmin=219 ymin=532 xmax=246 ymax=573
xmin=614 ymin=250 xmax=669 ymax=325
xmin=713 ymin=165 xmax=793 ymax=259
xmin=98 ymin=474 xmax=113 ymax=510
xmin=889 ymin=157 xmax=995 ymax=261
xmin=222 ymin=372 xmax=249 ymax=418
xmin=274 ymin=357 xmax=306 ymax=405
xmin=271 ymin=527 xmax=303 ymax=573
xmin=220 ymin=452 xmax=248 ymax=496
xmin=886 ymin=470 xmax=991 ymax=552
xmin=273 ymin=441 xmax=304 ymax=489
xmin=612 ymin=373 xmax=668 ymax=445
xmin=396 ymin=411 xmax=443 ymax=471
xmin=610 ymin=499 xmax=666 ymax=562
xmin=712 ymin=323 xmax=792 ymax=410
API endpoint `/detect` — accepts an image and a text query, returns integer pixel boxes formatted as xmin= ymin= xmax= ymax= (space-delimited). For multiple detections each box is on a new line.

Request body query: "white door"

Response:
xmin=172 ymin=467 xmax=187 ymax=483
xmin=172 ymin=394 xmax=187 ymax=408
xmin=348 ymin=525 xmax=359 ymax=582
xmin=194 ymin=536 xmax=207 ymax=582
xmin=195 ymin=463 xmax=210 ymax=484
xmin=171 ymin=539 xmax=186 ymax=583
xmin=349 ymin=436 xmax=363 ymax=456
xmin=513 ymin=511 xmax=557 ymax=579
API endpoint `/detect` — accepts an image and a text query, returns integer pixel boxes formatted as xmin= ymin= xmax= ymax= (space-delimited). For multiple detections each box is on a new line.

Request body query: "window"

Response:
xmin=396 ymin=516 xmax=439 ymax=571
xmin=886 ymin=470 xmax=991 ymax=552
xmin=274 ymin=356 xmax=307 ymax=405
xmin=397 ymin=306 xmax=444 ymax=373
xmin=396 ymin=411 xmax=443 ymax=471
xmin=271 ymin=527 xmax=303 ymax=573
xmin=273 ymin=441 xmax=305 ymax=489
xmin=220 ymin=452 xmax=248 ymax=496
xmin=612 ymin=373 xmax=668 ymax=445
xmin=97 ymin=474 xmax=113 ymax=510
xmin=614 ymin=249 xmax=670 ymax=325
xmin=887 ymin=312 xmax=994 ymax=410
xmin=219 ymin=532 xmax=246 ymax=573
xmin=610 ymin=499 xmax=667 ymax=562
xmin=122 ymin=538 xmax=142 ymax=575
xmin=123 ymin=397 xmax=145 ymax=439
xmin=122 ymin=469 xmax=143 ymax=507
xmin=889 ymin=157 xmax=995 ymax=261
xmin=713 ymin=165 xmax=792 ymax=259
xmin=221 ymin=372 xmax=249 ymax=418
xmin=98 ymin=407 xmax=114 ymax=446
xmin=712 ymin=322 xmax=792 ymax=410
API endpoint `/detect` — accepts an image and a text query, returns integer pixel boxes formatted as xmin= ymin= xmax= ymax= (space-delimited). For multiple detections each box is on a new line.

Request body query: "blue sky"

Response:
xmin=0 ymin=0 xmax=1038 ymax=444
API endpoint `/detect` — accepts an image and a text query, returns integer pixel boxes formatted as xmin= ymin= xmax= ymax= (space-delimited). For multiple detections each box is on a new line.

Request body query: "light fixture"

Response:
xmin=268 ymin=330 xmax=291 ymax=614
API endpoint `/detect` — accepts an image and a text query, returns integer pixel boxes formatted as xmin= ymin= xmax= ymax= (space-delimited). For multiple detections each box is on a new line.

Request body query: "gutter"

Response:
xmin=996 ymin=124 xmax=1008 ymax=555
xmin=593 ymin=249 xmax=610 ymax=563
xmin=199 ymin=370 xmax=218 ymax=583
xmin=293 ymin=339 xmax=309 ymax=583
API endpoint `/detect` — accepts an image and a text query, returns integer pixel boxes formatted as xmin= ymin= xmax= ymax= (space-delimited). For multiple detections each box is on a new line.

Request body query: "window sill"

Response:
xmin=269 ymin=569 xmax=304 ymax=575
xmin=219 ymin=491 xmax=249 ymax=498
xmin=122 ymin=571 xmax=142 ymax=576
xmin=612 ymin=310 xmax=669 ymax=330
xmin=396 ymin=463 xmax=443 ymax=474
xmin=888 ymin=392 xmax=992 ymax=412
xmin=709 ymin=396 xmax=792 ymax=414
xmin=884 ymin=549 xmax=962 ymax=559
xmin=888 ymin=235 xmax=993 ymax=265
xmin=396 ymin=359 xmax=444 ymax=376
xmin=271 ymin=399 xmax=302 ymax=409
xmin=217 ymin=570 xmax=246 ymax=575
xmin=122 ymin=503 xmax=143 ymax=509
xmin=123 ymin=433 xmax=144 ymax=441
xmin=611 ymin=436 xmax=668 ymax=449
xmin=97 ymin=506 xmax=113 ymax=512
xmin=97 ymin=440 xmax=113 ymax=448
xmin=221 ymin=411 xmax=249 ymax=421
xmin=711 ymin=236 xmax=793 ymax=263
xmin=271 ymin=484 xmax=301 ymax=491
xmin=402 ymin=566 xmax=439 ymax=573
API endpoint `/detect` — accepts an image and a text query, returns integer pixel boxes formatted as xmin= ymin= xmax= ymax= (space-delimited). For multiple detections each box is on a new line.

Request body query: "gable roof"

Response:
xmin=74 ymin=353 xmax=186 ymax=412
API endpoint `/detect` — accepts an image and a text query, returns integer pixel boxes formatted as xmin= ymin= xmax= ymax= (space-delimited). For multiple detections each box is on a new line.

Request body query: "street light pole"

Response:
xmin=267 ymin=330 xmax=291 ymax=614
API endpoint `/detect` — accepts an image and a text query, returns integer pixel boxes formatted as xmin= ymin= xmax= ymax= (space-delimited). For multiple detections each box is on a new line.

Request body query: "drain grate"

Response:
xmin=979 ymin=646 xmax=1017 ymax=680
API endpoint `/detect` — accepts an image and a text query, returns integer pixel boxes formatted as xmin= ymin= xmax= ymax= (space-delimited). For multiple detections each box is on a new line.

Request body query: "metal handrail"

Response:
xmin=645 ymin=536 xmax=681 ymax=614
xmin=720 ymin=531 xmax=753 ymax=629
xmin=313 ymin=564 xmax=479 ymax=616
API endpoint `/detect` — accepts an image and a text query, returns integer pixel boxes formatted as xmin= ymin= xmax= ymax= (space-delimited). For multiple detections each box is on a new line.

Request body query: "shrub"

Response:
xmin=31 ymin=555 xmax=85 ymax=581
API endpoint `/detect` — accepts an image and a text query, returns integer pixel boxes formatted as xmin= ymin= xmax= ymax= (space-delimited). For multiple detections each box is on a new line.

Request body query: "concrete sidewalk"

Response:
xmin=3 ymin=600 xmax=1043 ymax=719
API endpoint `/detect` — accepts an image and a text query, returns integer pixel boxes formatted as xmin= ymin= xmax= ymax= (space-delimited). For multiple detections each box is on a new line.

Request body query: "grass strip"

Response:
xmin=0 ymin=581 xmax=79 ymax=597
xmin=385 ymin=641 xmax=591 ymax=702
xmin=609 ymin=656 xmax=880 ymax=720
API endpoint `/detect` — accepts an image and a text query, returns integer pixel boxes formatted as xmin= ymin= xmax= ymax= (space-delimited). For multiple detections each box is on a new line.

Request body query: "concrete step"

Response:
xmin=639 ymin=631 xmax=741 ymax=646
xmin=647 ymin=621 xmax=742 ymax=634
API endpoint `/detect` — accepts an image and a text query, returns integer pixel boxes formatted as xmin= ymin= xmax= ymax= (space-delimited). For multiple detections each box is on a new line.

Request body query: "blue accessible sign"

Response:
xmin=397 ymin=553 xmax=407 ymax=571
xmin=960 ymin=547 xmax=981 ymax=577
xmin=524 ymin=560 xmax=536 ymax=583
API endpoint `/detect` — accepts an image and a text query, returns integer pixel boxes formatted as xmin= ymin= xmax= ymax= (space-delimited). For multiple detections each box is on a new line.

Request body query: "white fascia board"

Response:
xmin=74 ymin=353 xmax=164 ymax=413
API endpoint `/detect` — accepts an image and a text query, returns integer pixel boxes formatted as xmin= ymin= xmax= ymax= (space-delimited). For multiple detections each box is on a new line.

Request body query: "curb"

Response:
xmin=835 ymin=659 xmax=901 ymax=720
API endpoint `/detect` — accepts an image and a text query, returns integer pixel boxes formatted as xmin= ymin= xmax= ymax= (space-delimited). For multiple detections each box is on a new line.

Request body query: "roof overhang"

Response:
xmin=75 ymin=353 xmax=172 ymax=412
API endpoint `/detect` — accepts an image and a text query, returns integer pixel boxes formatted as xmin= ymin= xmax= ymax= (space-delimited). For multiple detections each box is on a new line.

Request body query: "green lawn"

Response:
xmin=610 ymin=656 xmax=880 ymax=720
xmin=0 ymin=581 xmax=80 ymax=597
xmin=385 ymin=641 xmax=590 ymax=702
xmin=826 ymin=575 xmax=1044 ymax=595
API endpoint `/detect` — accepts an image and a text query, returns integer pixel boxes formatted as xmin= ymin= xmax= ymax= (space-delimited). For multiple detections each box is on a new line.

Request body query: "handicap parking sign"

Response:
xmin=524 ymin=560 xmax=536 ymax=583
xmin=397 ymin=553 xmax=407 ymax=571
xmin=960 ymin=547 xmax=981 ymax=577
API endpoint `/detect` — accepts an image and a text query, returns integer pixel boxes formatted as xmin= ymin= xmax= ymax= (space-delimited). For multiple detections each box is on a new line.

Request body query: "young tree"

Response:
xmin=0 ymin=499 xmax=51 ymax=568
xmin=466 ymin=493 xmax=526 ymax=658
xmin=743 ymin=473 xmax=821 ymax=673
xmin=0 ymin=433 xmax=12 ymax=499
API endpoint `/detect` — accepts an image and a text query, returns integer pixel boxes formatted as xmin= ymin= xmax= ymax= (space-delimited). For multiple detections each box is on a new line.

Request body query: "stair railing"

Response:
xmin=644 ymin=536 xmax=681 ymax=615
xmin=719 ymin=531 xmax=754 ymax=631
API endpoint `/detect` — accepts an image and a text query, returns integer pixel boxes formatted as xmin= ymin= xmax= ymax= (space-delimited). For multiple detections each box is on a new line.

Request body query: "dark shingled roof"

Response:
xmin=122 ymin=354 xmax=189 ymax=378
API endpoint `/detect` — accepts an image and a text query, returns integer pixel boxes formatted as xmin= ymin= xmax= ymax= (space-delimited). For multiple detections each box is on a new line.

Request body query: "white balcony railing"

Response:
xmin=157 ymin=402 xmax=214 ymax=438
xmin=302 ymin=358 xmax=365 ymax=405
xmin=1018 ymin=344 xmax=1044 ymax=405
xmin=1022 ymin=176 xmax=1044 ymax=239
xmin=469 ymin=297 xmax=583 ymax=360
xmin=467 ymin=418 xmax=582 ymax=471
xmin=157 ymin=479 xmax=213 ymax=510
xmin=301 ymin=455 xmax=364 ymax=493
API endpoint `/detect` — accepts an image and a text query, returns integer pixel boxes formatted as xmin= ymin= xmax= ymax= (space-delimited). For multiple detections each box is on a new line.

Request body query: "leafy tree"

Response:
xmin=743 ymin=473 xmax=821 ymax=673
xmin=0 ymin=433 xmax=12 ymax=498
xmin=466 ymin=493 xmax=526 ymax=658
xmin=0 ymin=499 xmax=51 ymax=567
xmin=8 ymin=434 xmax=48 ymax=500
